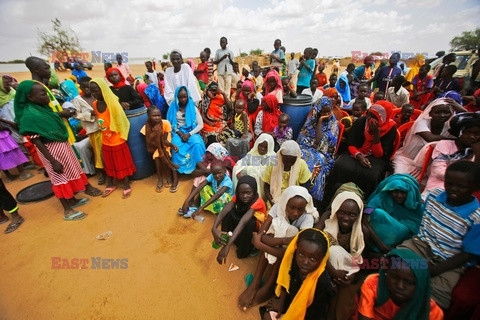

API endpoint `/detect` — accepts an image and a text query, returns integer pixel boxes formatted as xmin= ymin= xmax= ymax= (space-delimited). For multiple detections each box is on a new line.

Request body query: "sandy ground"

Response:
xmin=0 ymin=169 xmax=263 ymax=319
xmin=2 ymin=64 xmax=264 ymax=319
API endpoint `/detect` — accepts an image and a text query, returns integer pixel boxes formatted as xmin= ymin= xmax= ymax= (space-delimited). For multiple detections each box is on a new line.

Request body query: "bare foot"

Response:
xmin=250 ymin=285 xmax=274 ymax=307
xmin=238 ymin=285 xmax=257 ymax=311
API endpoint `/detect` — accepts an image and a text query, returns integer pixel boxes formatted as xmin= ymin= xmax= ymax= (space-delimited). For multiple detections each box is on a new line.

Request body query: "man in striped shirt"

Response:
xmin=398 ymin=160 xmax=480 ymax=310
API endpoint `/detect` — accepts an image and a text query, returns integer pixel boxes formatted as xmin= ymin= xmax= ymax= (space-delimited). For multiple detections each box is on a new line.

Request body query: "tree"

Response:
xmin=162 ymin=53 xmax=169 ymax=60
xmin=37 ymin=18 xmax=82 ymax=62
xmin=239 ymin=52 xmax=248 ymax=57
xmin=249 ymin=48 xmax=263 ymax=56
xmin=450 ymin=28 xmax=480 ymax=51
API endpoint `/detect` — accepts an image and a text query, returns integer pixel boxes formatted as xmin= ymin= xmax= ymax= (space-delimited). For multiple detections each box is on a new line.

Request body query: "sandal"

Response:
xmin=4 ymin=217 xmax=24 ymax=233
xmin=19 ymin=172 xmax=34 ymax=181
xmin=169 ymin=185 xmax=179 ymax=193
xmin=155 ymin=185 xmax=163 ymax=193
xmin=177 ymin=208 xmax=185 ymax=216
xmin=71 ymin=198 xmax=90 ymax=209
xmin=64 ymin=211 xmax=87 ymax=221
xmin=122 ymin=188 xmax=132 ymax=199
xmin=85 ymin=186 xmax=102 ymax=197
xmin=101 ymin=187 xmax=117 ymax=198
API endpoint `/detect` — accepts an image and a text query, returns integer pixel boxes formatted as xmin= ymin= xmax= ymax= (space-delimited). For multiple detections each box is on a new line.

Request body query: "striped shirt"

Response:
xmin=418 ymin=188 xmax=480 ymax=260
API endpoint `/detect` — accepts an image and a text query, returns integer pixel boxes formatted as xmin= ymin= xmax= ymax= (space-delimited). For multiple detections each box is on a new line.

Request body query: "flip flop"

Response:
xmin=64 ymin=211 xmax=87 ymax=221
xmin=177 ymin=208 xmax=185 ymax=216
xmin=155 ymin=185 xmax=163 ymax=193
xmin=169 ymin=185 xmax=178 ymax=193
xmin=71 ymin=198 xmax=90 ymax=209
xmin=184 ymin=207 xmax=198 ymax=219
xmin=101 ymin=187 xmax=117 ymax=198
xmin=4 ymin=217 xmax=25 ymax=234
xmin=122 ymin=188 xmax=132 ymax=199
xmin=19 ymin=172 xmax=34 ymax=181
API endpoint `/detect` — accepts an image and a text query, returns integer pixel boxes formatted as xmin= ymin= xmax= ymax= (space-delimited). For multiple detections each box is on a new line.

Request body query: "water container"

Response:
xmin=280 ymin=94 xmax=313 ymax=140
xmin=124 ymin=106 xmax=155 ymax=180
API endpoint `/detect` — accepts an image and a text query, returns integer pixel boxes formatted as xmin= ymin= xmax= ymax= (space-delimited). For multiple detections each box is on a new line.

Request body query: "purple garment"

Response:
xmin=0 ymin=130 xmax=28 ymax=170
xmin=374 ymin=66 xmax=402 ymax=93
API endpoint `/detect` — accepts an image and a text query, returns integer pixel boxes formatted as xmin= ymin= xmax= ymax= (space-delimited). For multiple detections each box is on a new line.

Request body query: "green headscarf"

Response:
xmin=375 ymin=249 xmax=431 ymax=320
xmin=14 ymin=80 xmax=69 ymax=142
xmin=0 ymin=76 xmax=15 ymax=107
xmin=366 ymin=174 xmax=423 ymax=234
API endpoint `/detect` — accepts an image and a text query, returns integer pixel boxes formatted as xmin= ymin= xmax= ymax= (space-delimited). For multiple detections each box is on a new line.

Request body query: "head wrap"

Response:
xmin=439 ymin=90 xmax=463 ymax=105
xmin=231 ymin=175 xmax=260 ymax=220
xmin=448 ymin=111 xmax=480 ymax=137
xmin=90 ymin=78 xmax=130 ymax=140
xmin=144 ymin=84 xmax=168 ymax=118
xmin=260 ymin=94 xmax=282 ymax=133
xmin=14 ymin=80 xmax=68 ymax=141
xmin=366 ymin=174 xmax=423 ymax=235
xmin=206 ymin=142 xmax=229 ymax=161
xmin=270 ymin=140 xmax=303 ymax=203
xmin=106 ymin=67 xmax=126 ymax=89
xmin=136 ymin=83 xmax=150 ymax=107
xmin=0 ymin=75 xmax=16 ymax=107
xmin=60 ymin=79 xmax=80 ymax=101
xmin=375 ymin=248 xmax=431 ymax=320
xmin=325 ymin=191 xmax=365 ymax=261
xmin=263 ymin=69 xmax=283 ymax=95
xmin=335 ymin=73 xmax=351 ymax=102
xmin=275 ymin=228 xmax=330 ymax=320
xmin=166 ymin=86 xmax=197 ymax=133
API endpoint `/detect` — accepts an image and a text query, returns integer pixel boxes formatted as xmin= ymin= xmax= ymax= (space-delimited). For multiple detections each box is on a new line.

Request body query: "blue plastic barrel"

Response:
xmin=124 ymin=107 xmax=155 ymax=180
xmin=280 ymin=94 xmax=313 ymax=140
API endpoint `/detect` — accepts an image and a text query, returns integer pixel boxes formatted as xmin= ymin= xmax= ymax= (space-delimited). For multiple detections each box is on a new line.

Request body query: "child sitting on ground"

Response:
xmin=141 ymin=105 xmax=179 ymax=193
xmin=272 ymin=113 xmax=293 ymax=150
xmin=218 ymin=99 xmax=249 ymax=144
xmin=386 ymin=75 xmax=410 ymax=108
xmin=358 ymin=248 xmax=443 ymax=320
xmin=212 ymin=175 xmax=267 ymax=261
xmin=180 ymin=163 xmax=234 ymax=218
xmin=260 ymin=228 xmax=335 ymax=320
xmin=238 ymin=186 xmax=319 ymax=310
xmin=398 ymin=160 xmax=480 ymax=310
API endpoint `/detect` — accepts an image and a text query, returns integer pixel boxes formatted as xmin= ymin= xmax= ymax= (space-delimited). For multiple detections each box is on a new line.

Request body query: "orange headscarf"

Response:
xmin=106 ymin=67 xmax=126 ymax=89
xmin=324 ymin=88 xmax=343 ymax=120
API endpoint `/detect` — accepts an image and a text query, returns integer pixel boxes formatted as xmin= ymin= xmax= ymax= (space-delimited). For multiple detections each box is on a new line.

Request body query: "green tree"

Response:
xmin=37 ymin=18 xmax=82 ymax=62
xmin=240 ymin=52 xmax=248 ymax=57
xmin=162 ymin=53 xmax=169 ymax=60
xmin=450 ymin=28 xmax=480 ymax=51
xmin=249 ymin=48 xmax=263 ymax=55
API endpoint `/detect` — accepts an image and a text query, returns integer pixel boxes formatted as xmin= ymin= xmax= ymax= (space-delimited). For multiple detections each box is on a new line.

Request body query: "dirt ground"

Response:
xmin=1 ymin=65 xmax=265 ymax=319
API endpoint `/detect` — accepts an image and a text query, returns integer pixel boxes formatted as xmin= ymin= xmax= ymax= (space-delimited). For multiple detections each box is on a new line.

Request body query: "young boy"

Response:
xmin=270 ymin=39 xmax=285 ymax=73
xmin=203 ymin=47 xmax=214 ymax=83
xmin=142 ymin=61 xmax=157 ymax=86
xmin=79 ymin=77 xmax=95 ymax=106
xmin=214 ymin=37 xmax=235 ymax=98
xmin=253 ymin=66 xmax=264 ymax=93
xmin=386 ymin=75 xmax=410 ymax=108
xmin=323 ymin=74 xmax=337 ymax=91
xmin=282 ymin=77 xmax=297 ymax=98
xmin=398 ymin=160 xmax=480 ymax=310
xmin=315 ymin=64 xmax=328 ymax=87
xmin=272 ymin=113 xmax=293 ymax=150
xmin=194 ymin=51 xmax=209 ymax=86
xmin=393 ymin=103 xmax=415 ymax=126
xmin=301 ymin=78 xmax=323 ymax=102
xmin=347 ymin=83 xmax=372 ymax=109
xmin=411 ymin=64 xmax=433 ymax=109
xmin=296 ymin=48 xmax=315 ymax=95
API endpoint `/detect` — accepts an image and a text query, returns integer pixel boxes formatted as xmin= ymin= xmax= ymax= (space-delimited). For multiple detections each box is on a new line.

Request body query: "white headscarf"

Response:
xmin=324 ymin=191 xmax=365 ymax=260
xmin=266 ymin=186 xmax=319 ymax=264
xmin=270 ymin=140 xmax=303 ymax=203
xmin=400 ymin=98 xmax=453 ymax=158
xmin=232 ymin=133 xmax=275 ymax=193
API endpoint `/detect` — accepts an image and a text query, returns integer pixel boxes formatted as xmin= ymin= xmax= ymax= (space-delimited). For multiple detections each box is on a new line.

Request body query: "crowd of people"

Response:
xmin=1 ymin=36 xmax=480 ymax=319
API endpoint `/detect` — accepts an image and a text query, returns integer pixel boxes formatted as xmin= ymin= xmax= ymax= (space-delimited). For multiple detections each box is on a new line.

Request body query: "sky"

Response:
xmin=0 ymin=0 xmax=479 ymax=62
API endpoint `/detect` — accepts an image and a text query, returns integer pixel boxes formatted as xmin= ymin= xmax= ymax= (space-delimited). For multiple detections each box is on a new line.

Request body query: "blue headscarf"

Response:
xmin=145 ymin=84 xmax=168 ymax=118
xmin=335 ymin=73 xmax=351 ymax=103
xmin=166 ymin=86 xmax=197 ymax=133
xmin=439 ymin=90 xmax=463 ymax=105
xmin=60 ymin=80 xmax=79 ymax=101
xmin=366 ymin=174 xmax=423 ymax=235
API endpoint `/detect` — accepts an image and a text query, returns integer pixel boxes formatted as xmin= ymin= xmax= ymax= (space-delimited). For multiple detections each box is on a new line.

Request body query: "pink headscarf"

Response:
xmin=239 ymin=80 xmax=255 ymax=103
xmin=263 ymin=70 xmax=283 ymax=95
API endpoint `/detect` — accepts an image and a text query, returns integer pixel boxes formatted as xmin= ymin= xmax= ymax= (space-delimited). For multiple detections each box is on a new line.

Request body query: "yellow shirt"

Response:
xmin=261 ymin=159 xmax=311 ymax=191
